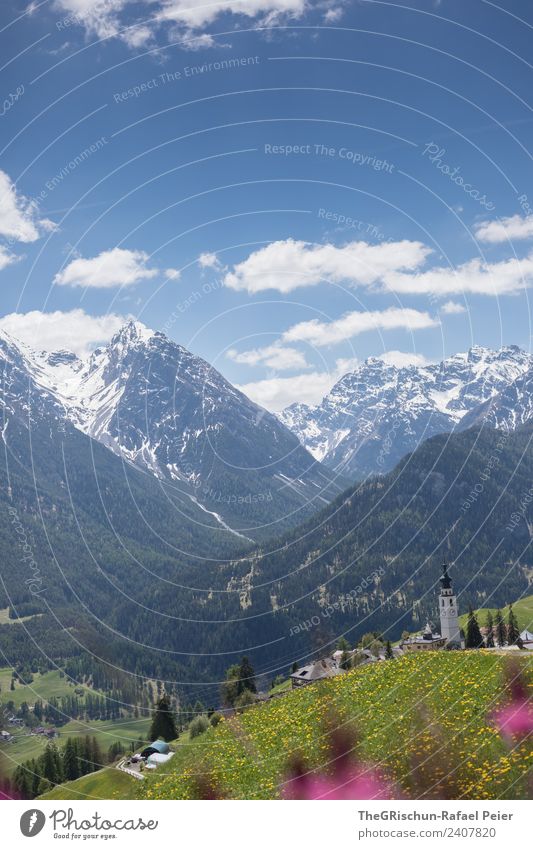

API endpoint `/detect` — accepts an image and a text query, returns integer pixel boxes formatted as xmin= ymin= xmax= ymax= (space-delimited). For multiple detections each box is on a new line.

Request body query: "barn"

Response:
xmin=141 ymin=739 xmax=171 ymax=759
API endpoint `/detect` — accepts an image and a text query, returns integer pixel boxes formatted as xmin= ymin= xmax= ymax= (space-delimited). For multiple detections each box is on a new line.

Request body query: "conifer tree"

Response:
xmin=13 ymin=765 xmax=31 ymax=799
xmin=507 ymin=604 xmax=521 ymax=645
xmin=149 ymin=694 xmax=178 ymax=742
xmin=339 ymin=649 xmax=351 ymax=670
xmin=465 ymin=606 xmax=484 ymax=649
xmin=62 ymin=738 xmax=80 ymax=781
xmin=41 ymin=743 xmax=62 ymax=785
xmin=80 ymin=736 xmax=93 ymax=775
xmin=238 ymin=657 xmax=257 ymax=694
xmin=337 ymin=636 xmax=351 ymax=653
xmin=90 ymin=737 xmax=103 ymax=773
xmin=484 ymin=612 xmax=495 ymax=648
xmin=494 ymin=609 xmax=506 ymax=646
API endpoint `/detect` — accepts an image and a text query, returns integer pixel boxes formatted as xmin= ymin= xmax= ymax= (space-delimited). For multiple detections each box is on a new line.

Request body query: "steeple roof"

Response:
xmin=440 ymin=563 xmax=452 ymax=590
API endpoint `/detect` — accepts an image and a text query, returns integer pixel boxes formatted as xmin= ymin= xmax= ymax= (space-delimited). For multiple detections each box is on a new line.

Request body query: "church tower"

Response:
xmin=439 ymin=564 xmax=461 ymax=647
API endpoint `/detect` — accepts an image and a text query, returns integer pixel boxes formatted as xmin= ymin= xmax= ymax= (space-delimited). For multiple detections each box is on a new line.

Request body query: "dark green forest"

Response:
xmin=2 ymin=411 xmax=533 ymax=702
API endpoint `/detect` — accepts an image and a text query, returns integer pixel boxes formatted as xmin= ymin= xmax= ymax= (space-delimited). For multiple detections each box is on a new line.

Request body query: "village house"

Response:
xmin=402 ymin=622 xmax=448 ymax=651
xmin=30 ymin=726 xmax=57 ymax=738
xmin=290 ymin=658 xmax=343 ymax=689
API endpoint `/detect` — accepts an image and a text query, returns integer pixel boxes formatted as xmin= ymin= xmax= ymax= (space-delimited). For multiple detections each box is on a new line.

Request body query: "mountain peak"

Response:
xmin=280 ymin=343 xmax=533 ymax=477
xmin=111 ymin=319 xmax=155 ymax=347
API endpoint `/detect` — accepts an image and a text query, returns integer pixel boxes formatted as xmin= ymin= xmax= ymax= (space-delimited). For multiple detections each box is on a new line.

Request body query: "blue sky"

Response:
xmin=1 ymin=0 xmax=533 ymax=409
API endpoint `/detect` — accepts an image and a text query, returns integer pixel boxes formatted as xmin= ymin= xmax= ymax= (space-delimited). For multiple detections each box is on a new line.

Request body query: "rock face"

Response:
xmin=0 ymin=322 xmax=342 ymax=541
xmin=279 ymin=346 xmax=533 ymax=478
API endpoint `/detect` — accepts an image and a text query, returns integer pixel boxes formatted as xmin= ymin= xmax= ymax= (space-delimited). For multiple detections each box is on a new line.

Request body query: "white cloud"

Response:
xmin=0 ymin=245 xmax=19 ymax=272
xmin=475 ymin=214 xmax=533 ymax=244
xmin=198 ymin=251 xmax=222 ymax=270
xmin=121 ymin=23 xmax=153 ymax=48
xmin=164 ymin=267 xmax=181 ymax=280
xmin=334 ymin=356 xmax=359 ymax=375
xmin=0 ymin=169 xmax=54 ymax=243
xmin=237 ymin=347 xmax=434 ymax=411
xmin=323 ymin=6 xmax=343 ymax=22
xmin=440 ymin=300 xmax=466 ymax=315
xmin=383 ymin=254 xmax=533 ymax=297
xmin=283 ymin=307 xmax=438 ymax=347
xmin=224 ymin=238 xmax=431 ymax=294
xmin=54 ymin=247 xmax=159 ymax=288
xmin=157 ymin=0 xmax=308 ymax=29
xmin=54 ymin=0 xmax=126 ymax=40
xmin=53 ymin=0 xmax=316 ymax=47
xmin=238 ymin=370 xmax=335 ymax=411
xmin=227 ymin=343 xmax=309 ymax=370
xmin=377 ymin=350 xmax=431 ymax=368
xmin=0 ymin=309 xmax=127 ymax=357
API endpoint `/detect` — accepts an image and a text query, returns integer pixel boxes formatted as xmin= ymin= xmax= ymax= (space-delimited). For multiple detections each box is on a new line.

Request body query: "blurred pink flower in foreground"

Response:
xmin=284 ymin=765 xmax=394 ymax=800
xmin=493 ymin=664 xmax=533 ymax=741
xmin=283 ymin=725 xmax=396 ymax=800
xmin=0 ymin=783 xmax=19 ymax=800
xmin=494 ymin=698 xmax=533 ymax=740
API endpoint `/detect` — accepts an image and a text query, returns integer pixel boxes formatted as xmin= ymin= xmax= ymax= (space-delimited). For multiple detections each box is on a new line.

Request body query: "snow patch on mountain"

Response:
xmin=279 ymin=345 xmax=533 ymax=477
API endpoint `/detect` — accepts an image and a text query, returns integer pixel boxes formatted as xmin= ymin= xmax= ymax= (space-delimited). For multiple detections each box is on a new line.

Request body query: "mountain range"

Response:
xmin=2 ymin=324 xmax=533 ymax=688
xmin=279 ymin=345 xmax=533 ymax=478
xmin=0 ymin=321 xmax=343 ymax=544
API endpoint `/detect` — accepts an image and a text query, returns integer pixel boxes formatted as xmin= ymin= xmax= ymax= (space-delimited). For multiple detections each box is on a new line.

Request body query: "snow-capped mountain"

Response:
xmin=459 ymin=364 xmax=533 ymax=432
xmin=279 ymin=346 xmax=533 ymax=478
xmin=2 ymin=322 xmax=342 ymax=541
xmin=0 ymin=331 xmax=69 ymax=431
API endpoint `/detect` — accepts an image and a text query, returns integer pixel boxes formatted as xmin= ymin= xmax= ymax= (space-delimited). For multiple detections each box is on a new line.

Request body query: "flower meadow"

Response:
xmin=140 ymin=652 xmax=533 ymax=800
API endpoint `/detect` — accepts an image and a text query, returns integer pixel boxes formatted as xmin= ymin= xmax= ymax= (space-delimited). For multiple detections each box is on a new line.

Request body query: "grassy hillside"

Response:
xmin=459 ymin=595 xmax=533 ymax=633
xmin=140 ymin=652 xmax=533 ymax=801
xmin=40 ymin=768 xmax=136 ymax=800
xmin=0 ymin=667 xmax=78 ymax=709
xmin=0 ymin=714 xmax=150 ymax=779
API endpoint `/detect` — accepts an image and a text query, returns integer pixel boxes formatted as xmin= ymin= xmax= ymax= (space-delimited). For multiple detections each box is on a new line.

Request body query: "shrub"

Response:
xmin=189 ymin=715 xmax=209 ymax=739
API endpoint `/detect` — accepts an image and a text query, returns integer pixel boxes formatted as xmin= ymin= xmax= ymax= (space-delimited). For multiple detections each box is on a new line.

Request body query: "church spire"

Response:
xmin=440 ymin=562 xmax=452 ymax=590
xmin=439 ymin=562 xmax=461 ymax=647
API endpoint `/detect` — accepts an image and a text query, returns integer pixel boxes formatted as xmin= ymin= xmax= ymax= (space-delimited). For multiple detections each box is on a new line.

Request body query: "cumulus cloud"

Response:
xmin=334 ymin=356 xmax=359 ymax=375
xmin=198 ymin=252 xmax=223 ymax=270
xmin=54 ymin=247 xmax=159 ymax=288
xmin=0 ymin=169 xmax=55 ymax=244
xmin=282 ymin=307 xmax=438 ymax=347
xmin=440 ymin=300 xmax=466 ymax=315
xmin=227 ymin=343 xmax=309 ymax=371
xmin=237 ymin=347 xmax=437 ymax=410
xmin=238 ymin=370 xmax=335 ymax=411
xmin=54 ymin=0 xmax=127 ymax=40
xmin=165 ymin=267 xmax=181 ymax=280
xmin=475 ymin=215 xmax=533 ymax=244
xmin=52 ymin=0 xmax=318 ymax=47
xmin=383 ymin=254 xmax=533 ymax=298
xmin=377 ymin=350 xmax=431 ymax=368
xmin=323 ymin=6 xmax=343 ymax=22
xmin=157 ymin=0 xmax=308 ymax=29
xmin=0 ymin=309 xmax=127 ymax=357
xmin=0 ymin=245 xmax=19 ymax=272
xmin=224 ymin=238 xmax=431 ymax=294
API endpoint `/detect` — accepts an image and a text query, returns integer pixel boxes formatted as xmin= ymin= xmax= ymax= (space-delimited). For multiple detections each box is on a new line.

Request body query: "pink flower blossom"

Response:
xmin=493 ymin=698 xmax=533 ymax=741
xmin=283 ymin=726 xmax=396 ymax=800
xmin=284 ymin=765 xmax=394 ymax=800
